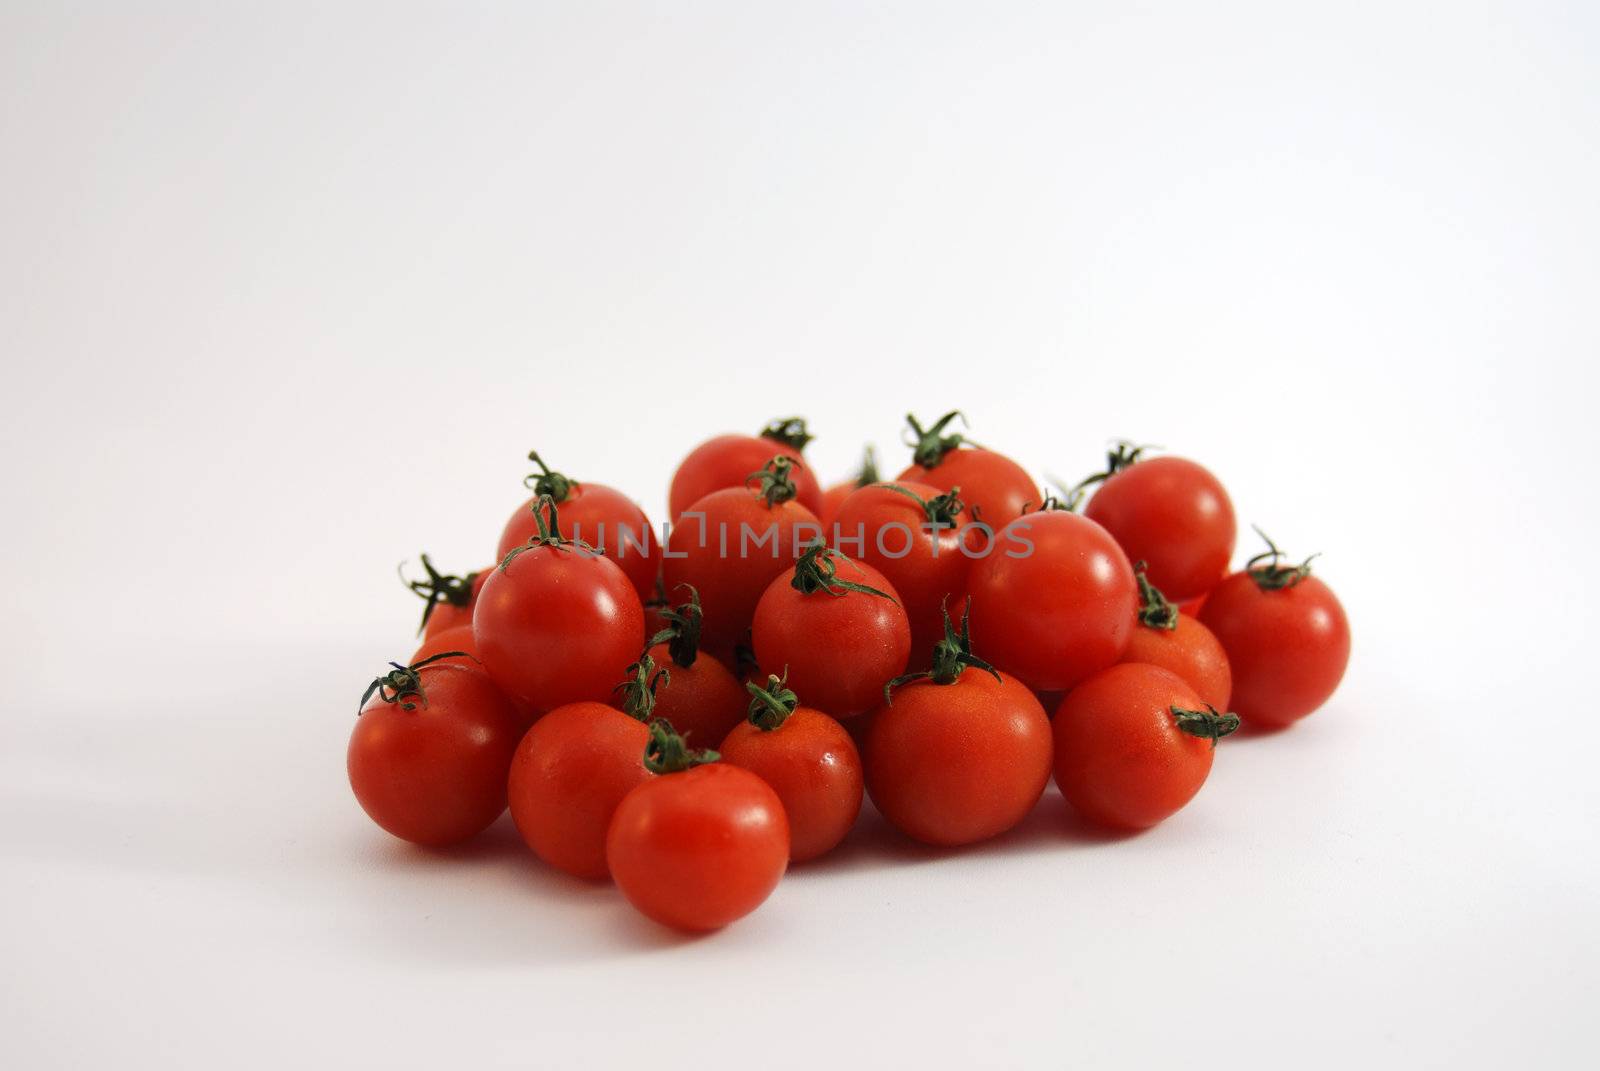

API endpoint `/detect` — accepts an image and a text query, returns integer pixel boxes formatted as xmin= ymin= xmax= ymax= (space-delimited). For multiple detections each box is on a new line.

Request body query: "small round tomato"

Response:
xmin=506 ymin=682 xmax=654 ymax=879
xmin=411 ymin=624 xmax=479 ymax=665
xmin=347 ymin=654 xmax=520 ymax=847
xmin=865 ymin=606 xmax=1052 ymax=846
xmin=752 ymin=545 xmax=910 ymax=718
xmin=668 ymin=417 xmax=824 ymax=522
xmin=1119 ymin=563 xmax=1232 ymax=711
xmin=1053 ymin=662 xmax=1239 ymax=830
xmin=964 ymin=508 xmax=1137 ymax=692
xmin=817 ymin=445 xmax=879 ymax=530
xmin=720 ymin=674 xmax=864 ymax=861
xmin=644 ymin=585 xmax=749 ymax=748
xmin=606 ymin=724 xmax=789 ymax=931
xmin=1080 ymin=447 xmax=1235 ymax=602
xmin=663 ymin=457 xmax=821 ymax=650
xmin=496 ymin=450 xmax=661 ymax=603
xmin=1199 ymin=532 xmax=1350 ymax=728
xmin=402 ymin=555 xmax=489 ymax=637
xmin=831 ymin=480 xmax=973 ymax=660
xmin=895 ymin=411 xmax=1038 ymax=526
xmin=475 ymin=497 xmax=644 ymax=713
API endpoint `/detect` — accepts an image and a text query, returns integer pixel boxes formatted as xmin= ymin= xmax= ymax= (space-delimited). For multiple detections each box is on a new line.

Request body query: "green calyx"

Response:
xmin=854 ymin=444 xmax=880 ymax=488
xmin=358 ymin=651 xmax=467 ymax=713
xmin=1052 ymin=440 xmax=1154 ymax=510
xmin=759 ymin=416 xmax=814 ymax=452
xmin=522 ymin=450 xmax=578 ymax=503
xmin=881 ymin=481 xmax=965 ymax=527
xmin=1171 ymin=704 xmax=1241 ymax=746
xmin=790 ymin=542 xmax=896 ymax=601
xmin=883 ymin=597 xmax=1000 ymax=704
xmin=747 ymin=456 xmax=799 ymax=506
xmin=648 ymin=584 xmax=706 ymax=668
xmin=904 ymin=410 xmax=968 ymax=469
xmin=1134 ymin=561 xmax=1179 ymax=630
xmin=746 ymin=671 xmax=799 ymax=731
xmin=614 ymin=653 xmax=669 ymax=722
xmin=643 ymin=718 xmax=720 ymax=774
xmin=500 ymin=494 xmax=595 ymax=569
xmin=1245 ymin=525 xmax=1319 ymax=591
xmin=401 ymin=554 xmax=479 ymax=635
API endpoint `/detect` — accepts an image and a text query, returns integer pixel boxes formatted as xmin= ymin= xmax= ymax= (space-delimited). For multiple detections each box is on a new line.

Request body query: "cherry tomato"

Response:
xmin=402 ymin=555 xmax=489 ymax=638
xmin=507 ymin=699 xmax=652 ymax=879
xmin=865 ymin=606 xmax=1052 ymax=846
xmin=475 ymin=497 xmax=644 ymax=713
xmin=1053 ymin=662 xmax=1238 ymax=829
xmin=1198 ymin=533 xmax=1350 ymax=728
xmin=752 ymin=545 xmax=910 ymax=718
xmin=646 ymin=585 xmax=749 ymax=747
xmin=347 ymin=654 xmax=520 ymax=847
xmin=411 ymin=624 xmax=479 ymax=665
xmin=817 ymin=445 xmax=879 ymax=531
xmin=496 ymin=451 xmax=661 ymax=603
xmin=895 ymin=411 xmax=1038 ymax=526
xmin=606 ymin=724 xmax=789 ymax=931
xmin=1119 ymin=563 xmax=1231 ymax=711
xmin=663 ymin=458 xmax=821 ymax=650
xmin=668 ymin=417 xmax=824 ymax=522
xmin=831 ymin=480 xmax=973 ymax=660
xmin=1080 ymin=447 xmax=1235 ymax=602
xmin=964 ymin=508 xmax=1137 ymax=692
xmin=720 ymin=674 xmax=863 ymax=862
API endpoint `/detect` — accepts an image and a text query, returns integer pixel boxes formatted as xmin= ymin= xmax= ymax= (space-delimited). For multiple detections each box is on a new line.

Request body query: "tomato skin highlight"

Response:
xmin=831 ymin=480 xmax=974 ymax=662
xmin=662 ymin=488 xmax=820 ymax=651
xmin=964 ymin=510 xmax=1138 ymax=692
xmin=1053 ymin=663 xmax=1220 ymax=830
xmin=751 ymin=556 xmax=911 ymax=719
xmin=865 ymin=670 xmax=1052 ymax=846
xmin=897 ymin=447 xmax=1038 ymax=527
xmin=506 ymin=701 xmax=652 ymax=879
xmin=721 ymin=707 xmax=863 ymax=862
xmin=1199 ymin=571 xmax=1350 ymax=728
xmin=498 ymin=483 xmax=661 ymax=603
xmin=1120 ymin=613 xmax=1232 ymax=712
xmin=347 ymin=661 xmax=520 ymax=847
xmin=645 ymin=641 xmax=749 ymax=749
xmin=1084 ymin=456 xmax=1236 ymax=603
xmin=669 ymin=434 xmax=823 ymax=522
xmin=473 ymin=547 xmax=645 ymax=714
xmin=606 ymin=764 xmax=790 ymax=931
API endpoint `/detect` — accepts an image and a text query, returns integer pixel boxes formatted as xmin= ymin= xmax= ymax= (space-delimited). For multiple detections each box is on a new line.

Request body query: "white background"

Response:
xmin=3 ymin=2 xmax=1597 ymax=1068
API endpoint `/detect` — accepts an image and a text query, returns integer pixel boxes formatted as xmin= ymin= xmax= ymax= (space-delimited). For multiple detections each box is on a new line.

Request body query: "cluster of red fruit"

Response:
xmin=349 ymin=413 xmax=1351 ymax=932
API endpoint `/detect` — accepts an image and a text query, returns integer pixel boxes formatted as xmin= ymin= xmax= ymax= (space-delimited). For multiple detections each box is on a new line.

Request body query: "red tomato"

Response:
xmin=895 ymin=411 xmax=1038 ymax=526
xmin=606 ymin=724 xmax=789 ymax=931
xmin=645 ymin=585 xmax=749 ymax=748
xmin=831 ymin=480 xmax=973 ymax=661
xmin=865 ymin=606 xmax=1052 ymax=846
xmin=474 ymin=497 xmax=645 ymax=713
xmin=720 ymin=674 xmax=863 ymax=862
xmin=752 ymin=545 xmax=911 ymax=718
xmin=496 ymin=451 xmax=661 ymax=603
xmin=1118 ymin=563 xmax=1232 ymax=711
xmin=1199 ymin=533 xmax=1350 ymax=728
xmin=1082 ymin=451 xmax=1236 ymax=602
xmin=1053 ymin=662 xmax=1238 ymax=829
xmin=410 ymin=624 xmax=479 ymax=665
xmin=507 ymin=700 xmax=652 ymax=879
xmin=668 ymin=417 xmax=824 ymax=522
xmin=663 ymin=458 xmax=821 ymax=650
xmin=817 ymin=445 xmax=879 ymax=531
xmin=402 ymin=555 xmax=489 ymax=637
xmin=347 ymin=654 xmax=520 ymax=847
xmin=964 ymin=508 xmax=1138 ymax=692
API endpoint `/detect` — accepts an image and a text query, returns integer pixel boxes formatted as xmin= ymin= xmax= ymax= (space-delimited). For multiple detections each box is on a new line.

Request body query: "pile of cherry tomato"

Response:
xmin=349 ymin=413 xmax=1351 ymax=932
